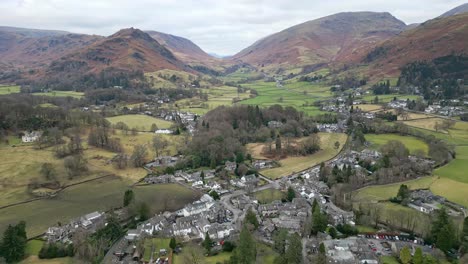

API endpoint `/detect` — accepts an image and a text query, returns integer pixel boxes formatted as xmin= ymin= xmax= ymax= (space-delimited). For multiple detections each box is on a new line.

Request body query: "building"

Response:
xmin=22 ymin=131 xmax=42 ymax=143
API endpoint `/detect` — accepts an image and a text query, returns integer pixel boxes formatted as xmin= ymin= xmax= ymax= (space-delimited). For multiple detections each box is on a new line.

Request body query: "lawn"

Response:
xmin=0 ymin=85 xmax=20 ymax=95
xmin=260 ymin=133 xmax=347 ymax=179
xmin=434 ymin=146 xmax=468 ymax=183
xmin=33 ymin=91 xmax=84 ymax=99
xmin=380 ymin=256 xmax=400 ymax=264
xmin=25 ymin=240 xmax=44 ymax=256
xmin=106 ymin=114 xmax=173 ymax=131
xmin=254 ymin=189 xmax=285 ymax=204
xmin=0 ymin=182 xmax=198 ymax=238
xmin=365 ymin=133 xmax=429 ymax=156
xmin=19 ymin=256 xmax=75 ymax=264
xmin=143 ymin=238 xmax=172 ymax=262
xmin=360 ymin=94 xmax=421 ymax=103
xmin=402 ymin=117 xmax=448 ymax=131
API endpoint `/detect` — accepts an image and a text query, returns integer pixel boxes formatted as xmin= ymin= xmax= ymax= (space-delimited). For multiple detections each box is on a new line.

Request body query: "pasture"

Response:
xmin=354 ymin=104 xmax=382 ymax=112
xmin=0 ymin=85 xmax=20 ymax=95
xmin=402 ymin=117 xmax=448 ymax=131
xmin=434 ymin=146 xmax=468 ymax=183
xmin=0 ymin=181 xmax=198 ymax=238
xmin=364 ymin=133 xmax=429 ymax=156
xmin=254 ymin=189 xmax=285 ymax=204
xmin=259 ymin=133 xmax=347 ymax=179
xmin=106 ymin=114 xmax=173 ymax=131
xmin=33 ymin=91 xmax=84 ymax=98
xmin=360 ymin=94 xmax=420 ymax=103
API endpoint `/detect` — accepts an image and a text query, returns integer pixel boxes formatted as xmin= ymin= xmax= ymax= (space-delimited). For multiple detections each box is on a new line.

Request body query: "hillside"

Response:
xmin=0 ymin=30 xmax=102 ymax=68
xmin=146 ymin=31 xmax=218 ymax=66
xmin=46 ymin=28 xmax=186 ymax=75
xmin=232 ymin=12 xmax=406 ymax=69
xmin=364 ymin=13 xmax=468 ymax=77
xmin=0 ymin=26 xmax=69 ymax=38
xmin=439 ymin=3 xmax=468 ymax=18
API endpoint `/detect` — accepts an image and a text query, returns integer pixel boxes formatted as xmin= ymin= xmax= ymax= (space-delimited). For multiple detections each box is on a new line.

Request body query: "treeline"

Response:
xmin=398 ymin=55 xmax=468 ymax=100
xmin=184 ymin=105 xmax=319 ymax=168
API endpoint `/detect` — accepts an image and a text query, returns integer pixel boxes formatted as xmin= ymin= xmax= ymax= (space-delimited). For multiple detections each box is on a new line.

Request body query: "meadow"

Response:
xmin=0 ymin=182 xmax=198 ymax=238
xmin=360 ymin=94 xmax=421 ymax=103
xmin=0 ymin=85 xmax=21 ymax=95
xmin=106 ymin=114 xmax=173 ymax=131
xmin=258 ymin=133 xmax=347 ymax=179
xmin=254 ymin=189 xmax=285 ymax=204
xmin=365 ymin=133 xmax=429 ymax=156
xmin=354 ymin=104 xmax=382 ymax=112
xmin=32 ymin=91 xmax=84 ymax=99
xmin=402 ymin=117 xmax=448 ymax=131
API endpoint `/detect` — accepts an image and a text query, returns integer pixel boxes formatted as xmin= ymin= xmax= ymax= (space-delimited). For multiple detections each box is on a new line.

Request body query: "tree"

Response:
xmin=399 ymin=246 xmax=412 ymax=264
xmin=152 ymin=135 xmax=169 ymax=157
xmin=40 ymin=163 xmax=56 ymax=181
xmin=1 ymin=221 xmax=27 ymax=263
xmin=130 ymin=144 xmax=147 ymax=167
xmin=233 ymin=225 xmax=256 ymax=264
xmin=273 ymin=229 xmax=288 ymax=254
xmin=431 ymin=208 xmax=456 ymax=253
xmin=245 ymin=208 xmax=259 ymax=229
xmin=312 ymin=205 xmax=327 ymax=234
xmin=202 ymin=232 xmax=213 ymax=255
xmin=329 ymin=227 xmax=338 ymax=239
xmin=285 ymin=233 xmax=302 ymax=264
xmin=208 ymin=190 xmax=219 ymax=200
xmin=334 ymin=141 xmax=340 ymax=150
xmin=64 ymin=154 xmax=88 ymax=179
xmin=317 ymin=243 xmax=327 ymax=264
xmin=396 ymin=184 xmax=410 ymax=201
xmin=138 ymin=202 xmax=150 ymax=221
xmin=200 ymin=171 xmax=205 ymax=183
xmin=286 ymin=187 xmax=296 ymax=202
xmin=413 ymin=247 xmax=423 ymax=264
xmin=123 ymin=189 xmax=134 ymax=207
xmin=169 ymin=237 xmax=176 ymax=251
xmin=275 ymin=136 xmax=282 ymax=150
xmin=150 ymin=123 xmax=158 ymax=132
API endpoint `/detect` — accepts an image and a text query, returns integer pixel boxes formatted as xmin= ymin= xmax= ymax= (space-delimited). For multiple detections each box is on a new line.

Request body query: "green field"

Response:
xmin=33 ymin=91 xmax=84 ymax=98
xmin=239 ymin=80 xmax=331 ymax=116
xmin=360 ymin=94 xmax=421 ymax=103
xmin=25 ymin=240 xmax=44 ymax=256
xmin=435 ymin=146 xmax=468 ymax=183
xmin=0 ymin=85 xmax=21 ymax=95
xmin=365 ymin=133 xmax=429 ymax=156
xmin=0 ymin=182 xmax=198 ymax=238
xmin=254 ymin=189 xmax=285 ymax=204
xmin=106 ymin=114 xmax=173 ymax=131
xmin=380 ymin=256 xmax=400 ymax=264
xmin=260 ymin=133 xmax=347 ymax=179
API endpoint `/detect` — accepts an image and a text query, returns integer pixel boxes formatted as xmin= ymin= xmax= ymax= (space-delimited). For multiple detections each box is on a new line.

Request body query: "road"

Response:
xmin=220 ymin=190 xmax=245 ymax=229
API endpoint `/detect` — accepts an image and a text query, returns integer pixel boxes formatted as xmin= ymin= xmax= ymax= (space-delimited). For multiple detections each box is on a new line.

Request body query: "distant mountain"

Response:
xmin=209 ymin=53 xmax=228 ymax=59
xmin=232 ymin=12 xmax=406 ymax=69
xmin=47 ymin=28 xmax=186 ymax=75
xmin=439 ymin=3 xmax=468 ymax=18
xmin=0 ymin=29 xmax=102 ymax=68
xmin=0 ymin=26 xmax=69 ymax=38
xmin=146 ymin=31 xmax=217 ymax=65
xmin=363 ymin=13 xmax=468 ymax=77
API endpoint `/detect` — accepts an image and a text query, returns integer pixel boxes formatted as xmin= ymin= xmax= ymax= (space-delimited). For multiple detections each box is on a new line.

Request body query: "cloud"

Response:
xmin=0 ymin=0 xmax=465 ymax=55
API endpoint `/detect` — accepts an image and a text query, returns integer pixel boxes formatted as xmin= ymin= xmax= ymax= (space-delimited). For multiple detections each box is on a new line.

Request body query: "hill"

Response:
xmin=146 ymin=30 xmax=218 ymax=65
xmin=232 ymin=12 xmax=406 ymax=70
xmin=363 ymin=13 xmax=468 ymax=77
xmin=0 ymin=26 xmax=69 ymax=38
xmin=439 ymin=3 xmax=468 ymax=18
xmin=46 ymin=28 xmax=186 ymax=75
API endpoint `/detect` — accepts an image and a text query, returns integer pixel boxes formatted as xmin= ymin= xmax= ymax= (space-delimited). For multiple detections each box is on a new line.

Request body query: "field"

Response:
xmin=174 ymin=86 xmax=251 ymax=115
xmin=259 ymin=133 xmax=347 ymax=179
xmin=0 ymin=85 xmax=21 ymax=95
xmin=354 ymin=104 xmax=382 ymax=112
xmin=254 ymin=189 xmax=285 ymax=204
xmin=0 ymin=182 xmax=198 ymax=238
xmin=33 ymin=91 xmax=84 ymax=99
xmin=239 ymin=80 xmax=332 ymax=116
xmin=360 ymin=94 xmax=421 ymax=103
xmin=365 ymin=133 xmax=429 ymax=156
xmin=402 ymin=117 xmax=448 ymax=131
xmin=434 ymin=146 xmax=468 ymax=183
xmin=106 ymin=114 xmax=173 ymax=131
xmin=380 ymin=256 xmax=400 ymax=264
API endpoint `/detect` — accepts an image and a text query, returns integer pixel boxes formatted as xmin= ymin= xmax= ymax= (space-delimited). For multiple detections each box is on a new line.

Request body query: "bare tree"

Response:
xmin=152 ymin=135 xmax=169 ymax=158
xmin=131 ymin=144 xmax=148 ymax=167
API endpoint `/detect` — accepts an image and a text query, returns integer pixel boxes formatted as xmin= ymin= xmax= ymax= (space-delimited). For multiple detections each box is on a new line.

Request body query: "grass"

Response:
xmin=434 ymin=146 xmax=468 ymax=183
xmin=19 ymin=256 xmax=75 ymax=264
xmin=0 ymin=182 xmax=198 ymax=238
xmin=143 ymin=238 xmax=172 ymax=262
xmin=33 ymin=91 xmax=84 ymax=99
xmin=355 ymin=225 xmax=377 ymax=233
xmin=365 ymin=133 xmax=429 ymax=156
xmin=254 ymin=189 xmax=285 ymax=204
xmin=106 ymin=114 xmax=173 ymax=131
xmin=354 ymin=104 xmax=382 ymax=112
xmin=25 ymin=240 xmax=44 ymax=256
xmin=260 ymin=133 xmax=347 ymax=179
xmin=0 ymin=85 xmax=21 ymax=95
xmin=380 ymin=256 xmax=400 ymax=264
xmin=360 ymin=94 xmax=421 ymax=103
xmin=402 ymin=117 xmax=448 ymax=131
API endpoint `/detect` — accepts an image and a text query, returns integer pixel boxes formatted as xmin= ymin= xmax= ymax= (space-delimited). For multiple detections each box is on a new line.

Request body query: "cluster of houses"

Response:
xmin=21 ymin=131 xmax=42 ymax=143
xmin=425 ymin=105 xmax=465 ymax=117
xmin=407 ymin=189 xmax=465 ymax=216
xmin=45 ymin=211 xmax=105 ymax=243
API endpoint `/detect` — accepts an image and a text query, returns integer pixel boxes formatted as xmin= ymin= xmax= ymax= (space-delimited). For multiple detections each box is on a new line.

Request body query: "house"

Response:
xmin=225 ymin=161 xmax=237 ymax=172
xmin=268 ymin=121 xmax=283 ymax=129
xmin=241 ymin=174 xmax=258 ymax=187
xmin=155 ymin=129 xmax=173 ymax=134
xmin=207 ymin=223 xmax=235 ymax=240
xmin=22 ymin=131 xmax=42 ymax=143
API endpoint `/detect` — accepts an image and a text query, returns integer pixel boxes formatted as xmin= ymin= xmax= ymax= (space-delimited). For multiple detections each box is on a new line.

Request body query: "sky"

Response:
xmin=0 ymin=0 xmax=466 ymax=55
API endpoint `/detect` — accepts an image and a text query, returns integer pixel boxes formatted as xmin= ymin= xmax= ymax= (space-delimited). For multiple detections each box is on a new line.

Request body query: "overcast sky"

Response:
xmin=0 ymin=0 xmax=466 ymax=55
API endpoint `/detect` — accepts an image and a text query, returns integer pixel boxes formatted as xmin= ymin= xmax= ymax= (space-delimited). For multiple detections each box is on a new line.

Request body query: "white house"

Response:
xmin=22 ymin=131 xmax=42 ymax=143
xmin=155 ymin=129 xmax=173 ymax=134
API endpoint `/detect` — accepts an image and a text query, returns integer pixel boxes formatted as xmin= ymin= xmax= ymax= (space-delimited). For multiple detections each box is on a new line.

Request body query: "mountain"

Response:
xmin=232 ymin=12 xmax=406 ymax=69
xmin=363 ymin=13 xmax=468 ymax=77
xmin=146 ymin=31 xmax=217 ymax=65
xmin=0 ymin=30 xmax=102 ymax=68
xmin=46 ymin=28 xmax=186 ymax=75
xmin=439 ymin=3 xmax=468 ymax=18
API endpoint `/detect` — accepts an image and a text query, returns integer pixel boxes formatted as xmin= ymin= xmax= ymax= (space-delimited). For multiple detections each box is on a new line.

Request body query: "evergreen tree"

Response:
xmin=286 ymin=187 xmax=296 ymax=202
xmin=273 ymin=229 xmax=288 ymax=254
xmin=317 ymin=243 xmax=326 ymax=264
xmin=123 ymin=189 xmax=134 ymax=207
xmin=0 ymin=221 xmax=27 ymax=263
xmin=200 ymin=171 xmax=205 ymax=183
xmin=203 ymin=232 xmax=213 ymax=255
xmin=286 ymin=233 xmax=303 ymax=264
xmin=245 ymin=208 xmax=259 ymax=229
xmin=329 ymin=227 xmax=338 ymax=239
xmin=399 ymin=246 xmax=412 ymax=264
xmin=169 ymin=237 xmax=176 ymax=251
xmin=312 ymin=206 xmax=327 ymax=234
xmin=431 ymin=208 xmax=456 ymax=253
xmin=413 ymin=247 xmax=423 ymax=264
xmin=234 ymin=225 xmax=256 ymax=264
